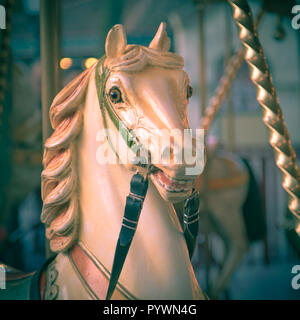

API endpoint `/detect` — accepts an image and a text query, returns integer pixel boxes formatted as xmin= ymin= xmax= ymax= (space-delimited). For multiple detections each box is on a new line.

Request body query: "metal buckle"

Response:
xmin=131 ymin=151 xmax=154 ymax=180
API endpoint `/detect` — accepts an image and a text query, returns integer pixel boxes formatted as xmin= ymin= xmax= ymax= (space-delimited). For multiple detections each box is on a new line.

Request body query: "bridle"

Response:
xmin=95 ymin=57 xmax=200 ymax=300
xmin=95 ymin=56 xmax=149 ymax=166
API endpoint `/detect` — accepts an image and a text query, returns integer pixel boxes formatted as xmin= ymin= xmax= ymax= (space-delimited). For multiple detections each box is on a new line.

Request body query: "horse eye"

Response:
xmin=109 ymin=87 xmax=123 ymax=103
xmin=187 ymin=85 xmax=193 ymax=99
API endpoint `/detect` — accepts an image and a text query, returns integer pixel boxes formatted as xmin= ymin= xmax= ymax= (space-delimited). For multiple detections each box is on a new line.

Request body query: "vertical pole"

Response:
xmin=228 ymin=0 xmax=300 ymax=232
xmin=40 ymin=0 xmax=61 ymax=143
xmin=225 ymin=6 xmax=235 ymax=152
xmin=55 ymin=0 xmax=62 ymax=92
xmin=40 ymin=0 xmax=61 ymax=257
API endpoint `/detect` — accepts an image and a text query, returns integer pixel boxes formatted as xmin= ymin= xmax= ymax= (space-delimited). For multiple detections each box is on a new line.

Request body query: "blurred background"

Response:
xmin=0 ymin=0 xmax=300 ymax=299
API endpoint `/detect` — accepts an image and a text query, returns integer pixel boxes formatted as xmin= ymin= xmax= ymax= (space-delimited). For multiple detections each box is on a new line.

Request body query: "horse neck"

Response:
xmin=57 ymin=69 xmax=204 ymax=299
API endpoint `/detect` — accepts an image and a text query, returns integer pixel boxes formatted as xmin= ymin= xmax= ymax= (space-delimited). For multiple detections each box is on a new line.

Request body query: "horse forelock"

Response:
xmin=104 ymin=45 xmax=184 ymax=72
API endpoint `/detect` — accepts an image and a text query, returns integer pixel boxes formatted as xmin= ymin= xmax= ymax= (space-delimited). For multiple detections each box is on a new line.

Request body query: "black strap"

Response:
xmin=106 ymin=172 xmax=148 ymax=300
xmin=183 ymin=190 xmax=200 ymax=259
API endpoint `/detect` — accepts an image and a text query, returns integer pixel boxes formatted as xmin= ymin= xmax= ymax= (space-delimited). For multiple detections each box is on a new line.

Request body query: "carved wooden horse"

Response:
xmin=0 ymin=23 xmax=206 ymax=300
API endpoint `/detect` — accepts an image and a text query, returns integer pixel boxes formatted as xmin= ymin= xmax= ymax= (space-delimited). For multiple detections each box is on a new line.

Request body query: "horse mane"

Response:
xmin=40 ymin=44 xmax=184 ymax=253
xmin=41 ymin=64 xmax=96 ymax=252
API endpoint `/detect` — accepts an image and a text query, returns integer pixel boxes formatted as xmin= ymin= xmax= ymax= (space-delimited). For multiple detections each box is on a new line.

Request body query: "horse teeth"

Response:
xmin=164 ymin=173 xmax=191 ymax=184
xmin=154 ymin=174 xmax=190 ymax=193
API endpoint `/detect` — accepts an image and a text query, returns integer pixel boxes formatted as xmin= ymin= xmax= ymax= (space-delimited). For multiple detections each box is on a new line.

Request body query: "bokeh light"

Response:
xmin=84 ymin=57 xmax=98 ymax=69
xmin=60 ymin=57 xmax=73 ymax=70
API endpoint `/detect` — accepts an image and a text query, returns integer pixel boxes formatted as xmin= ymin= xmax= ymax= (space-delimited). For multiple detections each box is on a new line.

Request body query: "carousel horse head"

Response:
xmin=100 ymin=23 xmax=202 ymax=203
xmin=40 ymin=22 xmax=205 ymax=300
xmin=41 ymin=22 xmax=204 ymax=255
xmin=40 ymin=23 xmax=204 ymax=301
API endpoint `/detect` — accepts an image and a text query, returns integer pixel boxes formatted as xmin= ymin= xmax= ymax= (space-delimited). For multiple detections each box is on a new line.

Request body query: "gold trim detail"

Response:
xmin=70 ymin=241 xmax=138 ymax=300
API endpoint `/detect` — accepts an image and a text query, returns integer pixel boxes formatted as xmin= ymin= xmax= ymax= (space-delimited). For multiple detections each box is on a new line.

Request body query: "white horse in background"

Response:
xmin=195 ymin=140 xmax=250 ymax=299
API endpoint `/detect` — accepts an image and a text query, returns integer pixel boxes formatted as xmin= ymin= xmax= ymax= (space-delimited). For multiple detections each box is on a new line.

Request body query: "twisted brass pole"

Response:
xmin=201 ymin=47 xmax=244 ymax=133
xmin=201 ymin=10 xmax=264 ymax=134
xmin=228 ymin=0 xmax=300 ymax=232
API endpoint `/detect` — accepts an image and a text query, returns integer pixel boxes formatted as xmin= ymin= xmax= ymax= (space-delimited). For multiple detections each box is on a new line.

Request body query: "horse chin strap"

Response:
xmin=95 ymin=57 xmax=200 ymax=299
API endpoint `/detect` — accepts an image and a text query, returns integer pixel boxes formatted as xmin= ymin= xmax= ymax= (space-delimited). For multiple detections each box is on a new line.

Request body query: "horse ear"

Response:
xmin=149 ymin=22 xmax=171 ymax=52
xmin=105 ymin=24 xmax=127 ymax=58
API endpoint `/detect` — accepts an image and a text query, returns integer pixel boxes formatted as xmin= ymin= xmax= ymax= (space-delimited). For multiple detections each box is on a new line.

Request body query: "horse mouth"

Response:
xmin=151 ymin=169 xmax=193 ymax=193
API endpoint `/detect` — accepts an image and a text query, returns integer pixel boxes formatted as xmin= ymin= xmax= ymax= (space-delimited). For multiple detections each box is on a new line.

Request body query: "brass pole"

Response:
xmin=200 ymin=10 xmax=264 ymax=135
xmin=228 ymin=0 xmax=300 ymax=232
xmin=40 ymin=0 xmax=61 ymax=143
xmin=225 ymin=6 xmax=235 ymax=152
xmin=201 ymin=47 xmax=244 ymax=134
xmin=40 ymin=0 xmax=61 ymax=257
xmin=54 ymin=0 xmax=62 ymax=92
